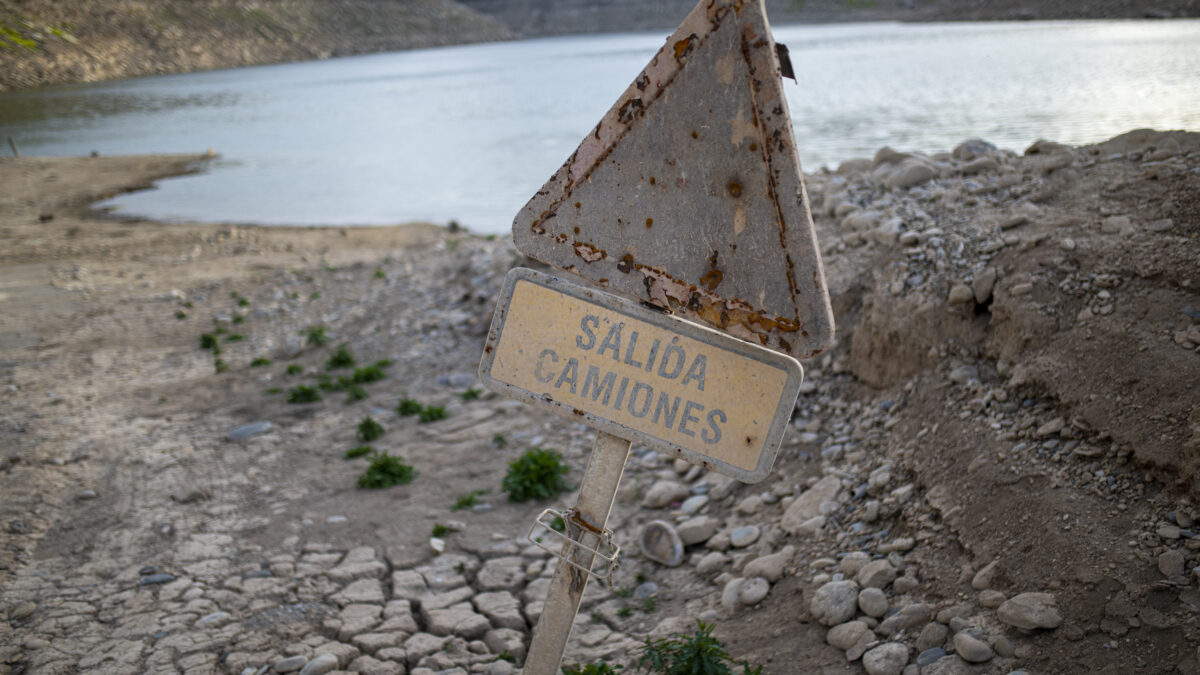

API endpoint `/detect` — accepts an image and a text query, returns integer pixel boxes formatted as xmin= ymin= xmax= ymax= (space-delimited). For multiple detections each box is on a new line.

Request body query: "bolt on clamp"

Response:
xmin=527 ymin=507 xmax=621 ymax=587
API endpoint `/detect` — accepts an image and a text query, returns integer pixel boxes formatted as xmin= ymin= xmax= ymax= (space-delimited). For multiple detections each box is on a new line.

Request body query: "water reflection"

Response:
xmin=0 ymin=20 xmax=1196 ymax=232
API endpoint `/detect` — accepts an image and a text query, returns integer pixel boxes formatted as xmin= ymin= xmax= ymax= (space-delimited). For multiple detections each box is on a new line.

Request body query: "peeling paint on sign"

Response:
xmin=512 ymin=0 xmax=834 ymax=359
xmin=479 ymin=268 xmax=802 ymax=482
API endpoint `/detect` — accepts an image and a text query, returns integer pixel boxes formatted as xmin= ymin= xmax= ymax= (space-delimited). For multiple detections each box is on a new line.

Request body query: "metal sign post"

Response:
xmin=476 ymin=0 xmax=836 ymax=671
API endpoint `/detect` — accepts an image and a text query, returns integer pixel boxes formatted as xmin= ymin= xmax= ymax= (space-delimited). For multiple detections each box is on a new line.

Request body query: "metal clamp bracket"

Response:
xmin=527 ymin=508 xmax=621 ymax=586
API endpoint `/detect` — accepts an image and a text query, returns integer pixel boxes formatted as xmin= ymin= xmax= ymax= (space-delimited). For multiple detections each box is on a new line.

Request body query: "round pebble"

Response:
xmin=863 ymin=642 xmax=909 ymax=675
xmin=729 ymin=525 xmax=761 ymax=548
xmin=738 ymin=577 xmax=770 ymax=606
xmin=858 ymin=587 xmax=889 ymax=617
xmin=954 ymin=631 xmax=995 ymax=663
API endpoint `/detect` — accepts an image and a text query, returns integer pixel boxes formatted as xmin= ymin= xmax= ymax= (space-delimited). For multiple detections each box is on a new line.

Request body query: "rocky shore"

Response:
xmin=1 ymin=128 xmax=1199 ymax=674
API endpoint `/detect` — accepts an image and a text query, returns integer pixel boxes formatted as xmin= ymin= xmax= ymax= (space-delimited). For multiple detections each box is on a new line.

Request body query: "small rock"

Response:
xmin=953 ymin=632 xmax=994 ymax=663
xmin=858 ymin=587 xmax=888 ymax=618
xmin=642 ymin=481 xmax=689 ymax=508
xmin=971 ymin=561 xmax=999 ymax=590
xmin=885 ymin=160 xmax=935 ymax=190
xmin=677 ymin=515 xmax=720 ymax=546
xmin=77 ymin=488 xmax=98 ymax=500
xmin=810 ymin=580 xmax=860 ymax=626
xmin=734 ymin=495 xmax=763 ymax=515
xmin=997 ymin=592 xmax=1062 ymax=630
xmin=679 ymin=495 xmax=709 ymax=515
xmin=1034 ymin=418 xmax=1065 ymax=438
xmin=743 ymin=546 xmax=795 ymax=582
xmin=729 ymin=525 xmax=760 ymax=548
xmin=827 ymin=620 xmax=874 ymax=661
xmin=781 ymin=476 xmax=841 ymax=534
xmin=721 ymin=578 xmax=746 ymax=612
xmin=979 ymin=590 xmax=1006 ymax=608
xmin=696 ymin=551 xmax=729 ymax=574
xmin=194 ymin=611 xmax=231 ymax=628
xmin=9 ymin=601 xmax=36 ymax=621
xmin=948 ymin=284 xmax=974 ymax=306
xmin=274 ymin=655 xmax=308 ymax=672
xmin=877 ymin=603 xmax=932 ymax=636
xmin=228 ymin=420 xmax=273 ymax=441
xmin=993 ymin=635 xmax=1016 ymax=658
xmin=862 ymin=642 xmax=909 ymax=675
xmin=857 ymin=559 xmax=897 ymax=589
xmin=298 ymin=653 xmax=339 ymax=675
xmin=917 ymin=647 xmax=946 ymax=668
xmin=1158 ymin=550 xmax=1186 ymax=578
xmin=916 ymin=622 xmax=949 ymax=651
xmin=738 ymin=577 xmax=770 ymax=606
xmin=139 ymin=573 xmax=176 ymax=586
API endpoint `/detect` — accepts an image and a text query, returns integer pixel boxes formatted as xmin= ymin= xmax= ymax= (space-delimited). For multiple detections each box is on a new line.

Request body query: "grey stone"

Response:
xmin=9 ymin=601 xmax=36 ymax=621
xmin=878 ymin=603 xmax=932 ymax=636
xmin=194 ymin=611 xmax=231 ymax=628
xmin=472 ymin=592 xmax=524 ymax=631
xmin=1159 ymin=550 xmax=1186 ymax=578
xmin=979 ymin=590 xmax=1006 ymax=608
xmin=640 ymin=520 xmax=685 ymax=567
xmin=679 ymin=495 xmax=709 ymax=515
xmin=781 ymin=476 xmax=841 ymax=534
xmin=476 ymin=557 xmax=525 ymax=591
xmin=642 ymin=481 xmax=689 ymax=508
xmin=484 ymin=628 xmax=526 ymax=663
xmin=298 ymin=653 xmax=339 ymax=675
xmin=997 ymin=592 xmax=1062 ymax=630
xmin=953 ymin=632 xmax=994 ymax=663
xmin=721 ymin=578 xmax=746 ymax=612
xmin=696 ymin=551 xmax=729 ymax=574
xmin=738 ymin=577 xmax=770 ymax=606
xmin=972 ymin=561 xmax=999 ymax=590
xmin=862 ymin=642 xmax=909 ymax=675
xmin=729 ymin=525 xmax=760 ymax=548
xmin=274 ymin=655 xmax=308 ymax=672
xmin=229 ymin=421 xmax=273 ymax=441
xmin=423 ymin=603 xmax=491 ymax=639
xmin=916 ymin=622 xmax=949 ymax=651
xmin=857 ymin=559 xmax=897 ymax=589
xmin=917 ymin=647 xmax=946 ymax=667
xmin=858 ymin=587 xmax=888 ymax=618
xmin=827 ymin=620 xmax=874 ymax=661
xmin=839 ymin=552 xmax=872 ymax=576
xmin=810 ymin=580 xmax=860 ymax=626
xmin=140 ymin=573 xmax=176 ymax=586
xmin=742 ymin=546 xmax=794 ymax=582
xmin=993 ymin=635 xmax=1016 ymax=658
xmin=884 ymin=160 xmax=935 ymax=189
xmin=677 ymin=515 xmax=720 ymax=546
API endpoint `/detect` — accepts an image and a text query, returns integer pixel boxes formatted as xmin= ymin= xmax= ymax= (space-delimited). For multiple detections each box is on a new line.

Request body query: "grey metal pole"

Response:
xmin=523 ymin=431 xmax=632 ymax=674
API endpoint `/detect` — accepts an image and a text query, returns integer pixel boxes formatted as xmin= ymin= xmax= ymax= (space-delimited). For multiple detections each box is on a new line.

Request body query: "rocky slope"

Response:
xmin=0 ymin=127 xmax=1198 ymax=675
xmin=459 ymin=0 xmax=1200 ymax=38
xmin=0 ymin=0 xmax=511 ymax=92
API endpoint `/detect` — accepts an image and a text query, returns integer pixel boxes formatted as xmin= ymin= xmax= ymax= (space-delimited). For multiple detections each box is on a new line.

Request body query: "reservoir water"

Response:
xmin=1 ymin=20 xmax=1198 ymax=234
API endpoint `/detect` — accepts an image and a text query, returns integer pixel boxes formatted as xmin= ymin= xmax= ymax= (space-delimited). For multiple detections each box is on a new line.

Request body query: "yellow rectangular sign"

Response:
xmin=479 ymin=269 xmax=803 ymax=482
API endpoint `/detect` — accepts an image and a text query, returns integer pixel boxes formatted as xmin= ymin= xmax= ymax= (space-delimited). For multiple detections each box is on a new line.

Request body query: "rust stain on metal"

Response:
xmin=645 ymin=218 xmax=654 ymax=229
xmin=573 ymin=241 xmax=606 ymax=263
xmin=674 ymin=35 xmax=698 ymax=61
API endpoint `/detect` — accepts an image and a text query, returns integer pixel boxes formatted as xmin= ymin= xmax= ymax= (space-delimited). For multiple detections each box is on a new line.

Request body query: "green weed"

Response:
xmin=250 ymin=357 xmax=272 ymax=367
xmin=636 ymin=621 xmax=762 ymax=674
xmin=225 ymin=333 xmax=245 ymax=342
xmin=374 ymin=268 xmax=386 ymax=279
xmin=418 ymin=406 xmax=447 ymax=423
xmin=564 ymin=664 xmax=622 ymax=675
xmin=344 ymin=445 xmax=372 ymax=459
xmin=199 ymin=333 xmax=219 ymax=350
xmin=232 ymin=314 xmax=244 ymax=325
xmin=264 ymin=387 xmax=282 ymax=395
xmin=452 ymin=490 xmax=487 ymax=511
xmin=287 ymin=385 xmax=321 ymax=404
xmin=459 ymin=388 xmax=482 ymax=401
xmin=617 ymin=606 xmax=633 ymax=618
xmin=345 ymin=384 xmax=368 ymax=402
xmin=351 ymin=364 xmax=387 ymax=383
xmin=502 ymin=448 xmax=570 ymax=502
xmin=175 ymin=310 xmax=188 ymax=320
xmin=431 ymin=523 xmax=457 ymax=537
xmin=491 ymin=433 xmax=507 ymax=448
xmin=305 ymin=325 xmax=329 ymax=346
xmin=397 ymin=398 xmax=422 ymax=416
xmin=357 ymin=416 xmax=385 ymax=442
xmin=286 ymin=364 xmax=304 ymax=376
xmin=213 ymin=358 xmax=228 ymax=374
xmin=326 ymin=346 xmax=355 ymax=370
xmin=357 ymin=453 xmax=416 ymax=489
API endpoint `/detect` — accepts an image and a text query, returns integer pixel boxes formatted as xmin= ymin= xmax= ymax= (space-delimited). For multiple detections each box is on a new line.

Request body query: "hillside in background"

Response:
xmin=0 ymin=0 xmax=511 ymax=92
xmin=459 ymin=0 xmax=1199 ymax=37
xmin=2 ymin=0 xmax=1198 ymax=92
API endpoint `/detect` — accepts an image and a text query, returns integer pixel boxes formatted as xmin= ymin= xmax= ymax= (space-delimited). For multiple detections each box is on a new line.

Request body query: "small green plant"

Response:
xmin=265 ymin=387 xmax=282 ymax=395
xmin=213 ymin=326 xmax=227 ymax=335
xmin=287 ymin=385 xmax=322 ymax=404
xmin=452 ymin=490 xmax=487 ymax=511
xmin=418 ymin=405 xmax=447 ymax=423
xmin=346 ymin=384 xmax=368 ymax=402
xmin=305 ymin=325 xmax=329 ymax=346
xmin=615 ymin=586 xmax=634 ymax=599
xmin=459 ymin=388 xmax=482 ymax=401
xmin=327 ymin=345 xmax=355 ymax=369
xmin=635 ymin=571 xmax=648 ymax=584
xmin=351 ymin=364 xmax=387 ymax=383
xmin=310 ymin=292 xmax=321 ymax=300
xmin=175 ymin=310 xmax=188 ymax=320
xmin=502 ymin=448 xmax=570 ymax=502
xmin=199 ymin=333 xmax=220 ymax=350
xmin=225 ymin=333 xmax=245 ymax=342
xmin=232 ymin=314 xmax=245 ymax=325
xmin=357 ymin=416 xmax=385 ymax=442
xmin=316 ymin=375 xmax=339 ymax=391
xmin=357 ymin=452 xmax=416 ymax=489
xmin=550 ymin=516 xmax=566 ymax=532
xmin=286 ymin=364 xmax=304 ymax=376
xmin=636 ymin=621 xmax=762 ymax=675
xmin=617 ymin=606 xmax=633 ymax=618
xmin=564 ymin=664 xmax=623 ymax=675
xmin=374 ymin=359 xmax=393 ymax=368
xmin=641 ymin=597 xmax=657 ymax=613
xmin=345 ymin=445 xmax=372 ymax=459
xmin=431 ymin=523 xmax=457 ymax=537
xmin=498 ymin=650 xmax=515 ymax=663
xmin=374 ymin=268 xmax=386 ymax=279
xmin=491 ymin=433 xmax=507 ymax=448
xmin=213 ymin=358 xmax=228 ymax=374
xmin=250 ymin=357 xmax=272 ymax=367
xmin=182 ymin=301 xmax=194 ymax=309
xmin=237 ymin=298 xmax=250 ymax=308
xmin=397 ymin=398 xmax=422 ymax=416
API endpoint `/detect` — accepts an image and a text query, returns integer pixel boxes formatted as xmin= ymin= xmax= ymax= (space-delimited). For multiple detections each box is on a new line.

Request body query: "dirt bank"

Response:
xmin=0 ymin=129 xmax=1198 ymax=675
xmin=0 ymin=0 xmax=511 ymax=92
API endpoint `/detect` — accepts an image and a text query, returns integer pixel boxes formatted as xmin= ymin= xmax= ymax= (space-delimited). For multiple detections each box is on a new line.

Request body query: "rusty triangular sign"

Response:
xmin=513 ymin=0 xmax=834 ymax=359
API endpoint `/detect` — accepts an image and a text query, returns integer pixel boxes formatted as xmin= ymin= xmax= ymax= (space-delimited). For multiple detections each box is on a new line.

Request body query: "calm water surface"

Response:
xmin=1 ymin=20 xmax=1198 ymax=233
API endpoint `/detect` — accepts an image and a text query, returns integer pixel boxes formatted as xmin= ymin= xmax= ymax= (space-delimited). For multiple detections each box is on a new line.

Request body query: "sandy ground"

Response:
xmin=0 ymin=130 xmax=1199 ymax=675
